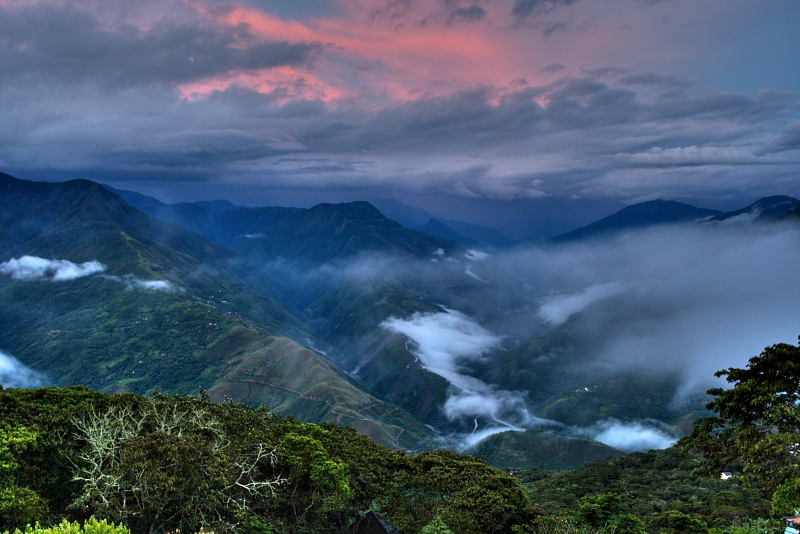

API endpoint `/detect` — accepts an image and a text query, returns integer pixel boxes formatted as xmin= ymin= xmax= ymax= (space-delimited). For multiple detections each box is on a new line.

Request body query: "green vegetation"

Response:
xmin=0 ymin=387 xmax=528 ymax=534
xmin=520 ymin=447 xmax=771 ymax=531
xmin=6 ymin=518 xmax=129 ymax=534
xmin=4 ymin=337 xmax=800 ymax=533
xmin=473 ymin=429 xmax=623 ymax=471
xmin=681 ymin=337 xmax=800 ymax=517
xmin=6 ymin=175 xmax=800 ymax=533
xmin=0 ymin=175 xmax=438 ymax=451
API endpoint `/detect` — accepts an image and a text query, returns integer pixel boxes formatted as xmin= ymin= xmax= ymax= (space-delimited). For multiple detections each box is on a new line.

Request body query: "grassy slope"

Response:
xmin=209 ymin=336 xmax=433 ymax=449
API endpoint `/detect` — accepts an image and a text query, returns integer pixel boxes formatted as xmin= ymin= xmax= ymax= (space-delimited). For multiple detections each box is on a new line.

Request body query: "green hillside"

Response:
xmin=0 ymin=174 xmax=432 ymax=450
xmin=474 ymin=430 xmax=624 ymax=471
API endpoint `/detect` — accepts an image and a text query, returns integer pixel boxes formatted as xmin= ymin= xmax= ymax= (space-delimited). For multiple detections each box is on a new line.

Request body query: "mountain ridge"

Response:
xmin=0 ymin=173 xmax=433 ymax=450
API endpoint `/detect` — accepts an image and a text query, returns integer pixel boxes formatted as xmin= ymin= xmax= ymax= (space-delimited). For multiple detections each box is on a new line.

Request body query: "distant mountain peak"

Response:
xmin=237 ymin=200 xmax=454 ymax=265
xmin=709 ymin=195 xmax=799 ymax=225
xmin=308 ymin=200 xmax=386 ymax=220
xmin=551 ymin=199 xmax=721 ymax=242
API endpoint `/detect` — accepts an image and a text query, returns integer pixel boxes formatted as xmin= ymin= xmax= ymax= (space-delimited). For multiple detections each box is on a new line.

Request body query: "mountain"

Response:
xmin=785 ymin=203 xmax=800 ymax=220
xmin=13 ymin=174 xmax=790 ymax=467
xmin=550 ymin=200 xmax=722 ymax=242
xmin=192 ymin=199 xmax=242 ymax=213
xmin=369 ymin=197 xmax=516 ymax=247
xmin=550 ymin=196 xmax=800 ymax=242
xmin=104 ymin=184 xmax=303 ymax=248
xmin=102 ymin=185 xmax=477 ymax=432
xmin=0 ymin=173 xmax=433 ymax=449
xmin=434 ymin=217 xmax=516 ymax=248
xmin=419 ymin=218 xmax=464 ymax=243
xmin=1 ymin=174 xmax=231 ymax=264
xmin=709 ymin=195 xmax=799 ymax=225
xmin=237 ymin=201 xmax=455 ymax=266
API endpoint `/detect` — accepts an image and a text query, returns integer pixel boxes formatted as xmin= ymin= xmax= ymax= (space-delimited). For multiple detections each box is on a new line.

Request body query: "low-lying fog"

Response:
xmin=0 ymin=350 xmax=48 ymax=389
xmin=371 ymin=222 xmax=800 ymax=450
xmin=5 ymin=220 xmax=799 ymax=453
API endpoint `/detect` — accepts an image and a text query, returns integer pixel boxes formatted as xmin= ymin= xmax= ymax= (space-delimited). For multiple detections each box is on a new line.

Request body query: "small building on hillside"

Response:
xmin=784 ymin=515 xmax=800 ymax=534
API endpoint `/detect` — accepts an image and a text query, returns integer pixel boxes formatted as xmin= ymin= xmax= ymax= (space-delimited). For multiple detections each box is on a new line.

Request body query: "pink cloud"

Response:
xmin=181 ymin=0 xmax=542 ymax=104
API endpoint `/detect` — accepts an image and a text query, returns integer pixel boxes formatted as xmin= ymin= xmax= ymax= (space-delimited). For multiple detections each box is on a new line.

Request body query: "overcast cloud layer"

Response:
xmin=0 ymin=0 xmax=797 ymax=215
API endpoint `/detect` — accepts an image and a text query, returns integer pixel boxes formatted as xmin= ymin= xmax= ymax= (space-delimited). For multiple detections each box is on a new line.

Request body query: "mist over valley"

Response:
xmin=2 ymin=172 xmax=799 ymax=469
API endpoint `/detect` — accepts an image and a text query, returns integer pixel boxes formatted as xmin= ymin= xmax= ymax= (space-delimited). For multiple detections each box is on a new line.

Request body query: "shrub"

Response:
xmin=4 ymin=517 xmax=129 ymax=534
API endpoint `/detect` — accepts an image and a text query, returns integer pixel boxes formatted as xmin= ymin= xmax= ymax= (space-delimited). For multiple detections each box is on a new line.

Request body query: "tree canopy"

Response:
xmin=680 ymin=338 xmax=800 ymax=513
xmin=0 ymin=387 xmax=530 ymax=534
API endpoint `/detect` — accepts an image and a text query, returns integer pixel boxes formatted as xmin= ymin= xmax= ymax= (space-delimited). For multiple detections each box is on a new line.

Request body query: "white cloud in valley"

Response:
xmin=537 ymin=282 xmax=626 ymax=326
xmin=0 ymin=256 xmax=175 ymax=292
xmin=0 ymin=350 xmax=48 ymax=389
xmin=0 ymin=256 xmax=105 ymax=281
xmin=124 ymin=278 xmax=175 ymax=292
xmin=382 ymin=309 xmax=547 ymax=443
xmin=577 ymin=419 xmax=677 ymax=452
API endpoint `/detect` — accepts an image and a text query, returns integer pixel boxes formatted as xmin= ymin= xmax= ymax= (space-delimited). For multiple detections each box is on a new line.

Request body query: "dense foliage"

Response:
xmin=0 ymin=387 xmax=528 ymax=534
xmin=4 ymin=337 xmax=800 ymax=534
xmin=7 ymin=518 xmax=129 ymax=534
xmin=681 ymin=338 xmax=800 ymax=515
xmin=521 ymin=447 xmax=771 ymax=531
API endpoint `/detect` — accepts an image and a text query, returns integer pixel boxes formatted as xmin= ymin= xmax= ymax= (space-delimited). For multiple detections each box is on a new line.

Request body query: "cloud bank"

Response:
xmin=115 ymin=276 xmax=176 ymax=292
xmin=537 ymin=282 xmax=625 ymax=325
xmin=577 ymin=419 xmax=677 ymax=452
xmin=382 ymin=309 xmax=548 ymax=444
xmin=0 ymin=256 xmax=106 ymax=281
xmin=457 ymin=223 xmax=800 ymax=396
xmin=0 ymin=351 xmax=48 ymax=389
xmin=0 ymin=256 xmax=176 ymax=292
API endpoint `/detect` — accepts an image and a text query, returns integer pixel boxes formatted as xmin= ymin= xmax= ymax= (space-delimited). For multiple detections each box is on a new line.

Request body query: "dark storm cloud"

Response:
xmin=0 ymin=32 xmax=796 ymax=206
xmin=510 ymin=0 xmax=582 ymax=25
xmin=540 ymin=63 xmax=566 ymax=74
xmin=90 ymin=71 xmax=788 ymax=200
xmin=447 ymin=5 xmax=487 ymax=25
xmin=774 ymin=121 xmax=800 ymax=151
xmin=646 ymin=90 xmax=794 ymax=122
xmin=0 ymin=4 xmax=320 ymax=89
xmin=540 ymin=77 xmax=640 ymax=128
xmin=619 ymin=72 xmax=695 ymax=89
xmin=580 ymin=66 xmax=629 ymax=79
xmin=541 ymin=21 xmax=569 ymax=36
xmin=356 ymin=86 xmax=541 ymax=146
xmin=369 ymin=0 xmax=413 ymax=22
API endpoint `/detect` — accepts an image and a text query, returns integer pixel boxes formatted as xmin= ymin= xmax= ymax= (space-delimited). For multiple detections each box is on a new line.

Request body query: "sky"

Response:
xmin=1 ymin=0 xmax=799 ymax=234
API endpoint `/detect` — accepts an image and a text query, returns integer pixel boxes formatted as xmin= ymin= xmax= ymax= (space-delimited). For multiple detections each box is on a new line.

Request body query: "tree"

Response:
xmin=652 ymin=511 xmax=708 ymax=534
xmin=71 ymin=394 xmax=285 ymax=534
xmin=574 ymin=493 xmax=621 ymax=528
xmin=421 ymin=514 xmax=455 ymax=534
xmin=680 ymin=338 xmax=800 ymax=495
xmin=0 ymin=425 xmax=47 ymax=530
xmin=4 ymin=517 xmax=130 ymax=534
xmin=385 ymin=449 xmax=528 ymax=534
xmin=273 ymin=426 xmax=354 ymax=533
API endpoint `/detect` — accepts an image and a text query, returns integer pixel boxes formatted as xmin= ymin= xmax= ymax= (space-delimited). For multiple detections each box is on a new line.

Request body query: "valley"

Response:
xmin=2 ymin=172 xmax=800 ymax=467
